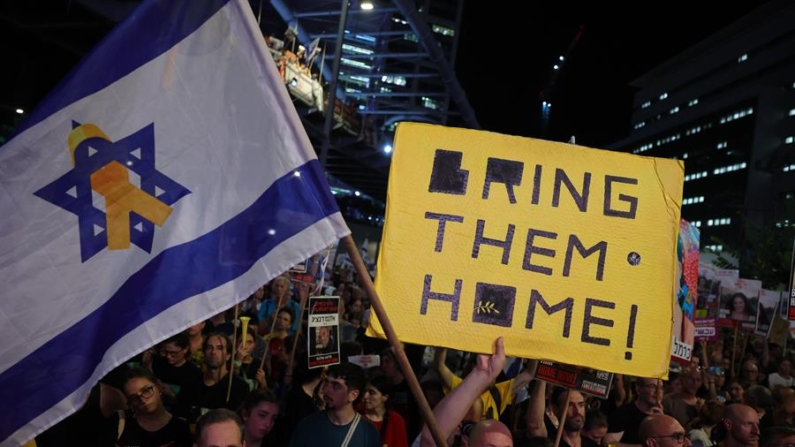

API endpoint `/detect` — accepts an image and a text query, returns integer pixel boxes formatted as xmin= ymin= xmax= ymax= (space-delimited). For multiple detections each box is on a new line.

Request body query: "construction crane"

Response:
xmin=539 ymin=25 xmax=585 ymax=137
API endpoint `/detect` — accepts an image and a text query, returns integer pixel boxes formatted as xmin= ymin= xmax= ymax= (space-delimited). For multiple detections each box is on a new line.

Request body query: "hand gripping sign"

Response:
xmin=367 ymin=123 xmax=683 ymax=378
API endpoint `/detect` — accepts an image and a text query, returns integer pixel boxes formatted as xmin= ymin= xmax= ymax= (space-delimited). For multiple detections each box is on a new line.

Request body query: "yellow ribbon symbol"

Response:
xmin=90 ymin=161 xmax=172 ymax=250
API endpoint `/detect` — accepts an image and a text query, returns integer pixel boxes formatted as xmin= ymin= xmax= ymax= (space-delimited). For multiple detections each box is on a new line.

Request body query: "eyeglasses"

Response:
xmin=163 ymin=348 xmax=184 ymax=357
xmin=652 ymin=433 xmax=687 ymax=444
xmin=126 ymin=384 xmax=156 ymax=404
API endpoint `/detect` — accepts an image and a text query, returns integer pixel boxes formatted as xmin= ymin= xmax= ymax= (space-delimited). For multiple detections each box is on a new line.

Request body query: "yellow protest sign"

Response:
xmin=367 ymin=123 xmax=683 ymax=378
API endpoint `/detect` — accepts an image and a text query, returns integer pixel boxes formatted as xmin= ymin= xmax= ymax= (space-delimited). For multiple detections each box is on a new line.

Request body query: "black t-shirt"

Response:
xmin=607 ymin=402 xmax=649 ymax=445
xmin=111 ymin=410 xmax=192 ymax=447
xmin=173 ymin=373 xmax=249 ymax=424
xmin=152 ymin=356 xmax=201 ymax=397
xmin=272 ymin=383 xmax=322 ymax=444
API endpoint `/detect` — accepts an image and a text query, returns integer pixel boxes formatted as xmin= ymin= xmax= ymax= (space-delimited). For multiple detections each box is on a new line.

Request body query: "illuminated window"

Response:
xmin=712 ymin=163 xmax=747 ymax=175
xmin=641 ymin=101 xmax=651 ymax=109
xmin=343 ymin=44 xmax=373 ymax=55
xmin=422 ymin=96 xmax=441 ymax=110
xmin=659 ymin=93 xmax=668 ymax=100
xmin=688 ymin=99 xmax=699 ymax=106
xmin=683 ymin=196 xmax=704 ymax=205
xmin=341 ymin=58 xmax=371 ymax=70
xmin=431 ymin=24 xmax=455 ymax=36
xmin=738 ymin=54 xmax=748 ymax=62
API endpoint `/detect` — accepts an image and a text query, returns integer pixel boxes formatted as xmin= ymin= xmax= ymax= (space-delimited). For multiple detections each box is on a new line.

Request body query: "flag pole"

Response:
xmin=286 ymin=281 xmax=311 ymax=386
xmin=341 ymin=235 xmax=448 ymax=447
xmin=227 ymin=303 xmax=240 ymax=403
xmin=553 ymin=388 xmax=572 ymax=447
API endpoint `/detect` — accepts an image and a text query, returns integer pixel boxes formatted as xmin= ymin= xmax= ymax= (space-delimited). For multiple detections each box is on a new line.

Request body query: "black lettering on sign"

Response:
xmin=525 ymin=289 xmax=573 ymax=338
xmin=522 ymin=229 xmax=557 ymax=275
xmin=482 ymin=158 xmax=524 ymax=204
xmin=582 ymin=298 xmax=615 ymax=346
xmin=425 ymin=212 xmax=464 ymax=252
xmin=421 ymin=274 xmax=462 ymax=321
xmin=604 ymin=175 xmax=639 ymax=219
xmin=472 ymin=282 xmax=516 ymax=327
xmin=563 ymin=235 xmax=608 ymax=281
xmin=428 ymin=149 xmax=468 ymax=195
xmin=472 ymin=219 xmax=515 ymax=265
xmin=553 ymin=169 xmax=591 ymax=212
xmin=531 ymin=164 xmax=543 ymax=205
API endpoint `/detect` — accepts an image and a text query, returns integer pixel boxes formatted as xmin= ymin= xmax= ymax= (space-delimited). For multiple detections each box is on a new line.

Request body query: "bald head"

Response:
xmin=723 ymin=404 xmax=760 ymax=447
xmin=639 ymin=414 xmax=684 ymax=441
xmin=725 ymin=403 xmax=756 ymax=421
xmin=469 ymin=419 xmax=512 ymax=447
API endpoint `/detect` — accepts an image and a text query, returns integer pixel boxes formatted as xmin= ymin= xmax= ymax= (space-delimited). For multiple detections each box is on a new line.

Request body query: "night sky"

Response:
xmin=455 ymin=2 xmax=769 ymax=148
xmin=0 ymin=1 xmax=770 ymax=149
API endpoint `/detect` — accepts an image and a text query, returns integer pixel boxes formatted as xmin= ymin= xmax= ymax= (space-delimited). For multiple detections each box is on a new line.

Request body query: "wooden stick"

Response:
xmin=286 ymin=282 xmax=312 ymax=386
xmin=341 ymin=235 xmax=448 ymax=447
xmin=731 ymin=324 xmax=739 ymax=380
xmin=738 ymin=332 xmax=750 ymax=373
xmin=553 ymin=388 xmax=572 ymax=447
xmin=259 ymin=285 xmax=289 ymax=372
xmin=227 ymin=304 xmax=240 ymax=403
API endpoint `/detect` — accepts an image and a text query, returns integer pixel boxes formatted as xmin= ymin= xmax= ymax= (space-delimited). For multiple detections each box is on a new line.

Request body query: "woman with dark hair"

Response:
xmin=727 ymin=293 xmax=753 ymax=321
xmin=240 ymin=389 xmax=280 ymax=447
xmin=148 ymin=332 xmax=201 ymax=407
xmin=363 ymin=373 xmax=408 ymax=447
xmin=111 ymin=367 xmax=192 ymax=447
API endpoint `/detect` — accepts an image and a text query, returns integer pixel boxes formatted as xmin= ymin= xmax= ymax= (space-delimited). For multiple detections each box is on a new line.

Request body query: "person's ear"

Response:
xmin=348 ymin=388 xmax=360 ymax=403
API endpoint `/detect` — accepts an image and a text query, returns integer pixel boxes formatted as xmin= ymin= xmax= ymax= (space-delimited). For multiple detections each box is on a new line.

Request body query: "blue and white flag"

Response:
xmin=0 ymin=0 xmax=349 ymax=445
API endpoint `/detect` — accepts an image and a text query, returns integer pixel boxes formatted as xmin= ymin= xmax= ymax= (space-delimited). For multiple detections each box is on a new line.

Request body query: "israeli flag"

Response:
xmin=0 ymin=0 xmax=349 ymax=445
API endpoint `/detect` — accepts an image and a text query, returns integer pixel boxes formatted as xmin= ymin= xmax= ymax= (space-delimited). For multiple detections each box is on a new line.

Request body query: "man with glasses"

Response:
xmin=638 ymin=414 xmax=691 ymax=447
xmin=606 ymin=378 xmax=665 ymax=447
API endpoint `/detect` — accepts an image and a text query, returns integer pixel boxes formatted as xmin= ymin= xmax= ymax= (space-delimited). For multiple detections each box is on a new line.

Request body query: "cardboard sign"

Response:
xmin=368 ymin=123 xmax=683 ymax=378
xmin=671 ymin=220 xmax=699 ymax=363
xmin=719 ymin=279 xmax=762 ymax=331
xmin=535 ymin=361 xmax=614 ymax=399
xmin=307 ymin=296 xmax=340 ymax=369
xmin=755 ymin=289 xmax=780 ymax=338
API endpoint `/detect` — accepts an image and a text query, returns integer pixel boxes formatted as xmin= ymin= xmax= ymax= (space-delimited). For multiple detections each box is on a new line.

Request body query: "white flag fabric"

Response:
xmin=0 ymin=0 xmax=349 ymax=445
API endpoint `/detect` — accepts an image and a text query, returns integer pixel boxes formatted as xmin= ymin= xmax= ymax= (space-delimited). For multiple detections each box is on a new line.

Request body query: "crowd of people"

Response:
xmin=31 ymin=266 xmax=795 ymax=447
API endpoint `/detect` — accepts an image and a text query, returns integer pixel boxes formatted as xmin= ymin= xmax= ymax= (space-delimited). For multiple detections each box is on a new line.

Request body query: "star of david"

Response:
xmin=34 ymin=121 xmax=190 ymax=262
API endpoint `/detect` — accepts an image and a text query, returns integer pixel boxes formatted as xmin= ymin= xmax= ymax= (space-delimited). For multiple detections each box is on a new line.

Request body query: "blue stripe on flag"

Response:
xmin=14 ymin=0 xmax=231 ymax=136
xmin=0 ymin=159 xmax=338 ymax=440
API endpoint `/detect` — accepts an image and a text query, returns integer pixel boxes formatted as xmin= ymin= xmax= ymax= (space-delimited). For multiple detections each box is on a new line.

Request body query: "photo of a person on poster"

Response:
xmin=310 ymin=325 xmax=337 ymax=356
xmin=726 ymin=292 xmax=755 ymax=321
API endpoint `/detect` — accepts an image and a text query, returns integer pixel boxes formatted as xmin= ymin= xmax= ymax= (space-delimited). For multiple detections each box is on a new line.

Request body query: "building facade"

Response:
xmin=608 ymin=0 xmax=795 ymax=253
